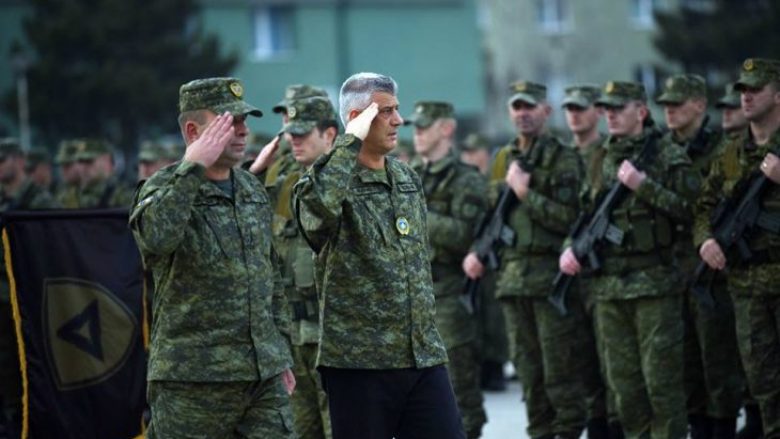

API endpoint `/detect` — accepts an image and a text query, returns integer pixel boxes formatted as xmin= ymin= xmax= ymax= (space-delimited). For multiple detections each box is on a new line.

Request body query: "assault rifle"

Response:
xmin=548 ymin=130 xmax=661 ymax=316
xmin=461 ymin=158 xmax=531 ymax=314
xmin=690 ymin=152 xmax=780 ymax=307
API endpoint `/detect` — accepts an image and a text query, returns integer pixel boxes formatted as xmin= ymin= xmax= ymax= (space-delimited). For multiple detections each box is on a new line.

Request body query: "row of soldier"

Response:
xmin=1 ymin=57 xmax=778 ymax=439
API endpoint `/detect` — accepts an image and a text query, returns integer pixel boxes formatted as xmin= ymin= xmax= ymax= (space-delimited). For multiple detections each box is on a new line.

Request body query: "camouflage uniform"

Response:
xmin=408 ymin=102 xmax=488 ymax=438
xmin=0 ymin=138 xmax=58 ymax=435
xmin=269 ymin=97 xmax=339 ymax=439
xmin=129 ymin=78 xmax=294 ymax=438
xmin=694 ymin=58 xmax=780 ymax=439
xmin=587 ymin=81 xmax=699 ymax=439
xmin=657 ymin=74 xmax=743 ymax=432
xmin=75 ymin=139 xmax=135 ymax=209
xmin=562 ymin=84 xmax=612 ymax=435
xmin=491 ymin=81 xmax=593 ymax=439
xmin=54 ymin=140 xmax=82 ymax=208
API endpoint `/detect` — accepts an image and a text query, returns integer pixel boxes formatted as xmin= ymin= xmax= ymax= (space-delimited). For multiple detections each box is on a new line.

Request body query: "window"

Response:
xmin=630 ymin=0 xmax=658 ymax=28
xmin=252 ymin=6 xmax=295 ymax=60
xmin=535 ymin=0 xmax=571 ymax=34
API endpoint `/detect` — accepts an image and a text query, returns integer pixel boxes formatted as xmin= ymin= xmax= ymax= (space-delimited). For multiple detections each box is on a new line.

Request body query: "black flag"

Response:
xmin=2 ymin=209 xmax=146 ymax=439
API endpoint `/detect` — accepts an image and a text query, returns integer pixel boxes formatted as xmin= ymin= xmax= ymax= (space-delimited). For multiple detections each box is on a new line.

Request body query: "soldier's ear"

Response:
xmin=184 ymin=121 xmax=200 ymax=144
xmin=347 ymin=109 xmax=361 ymax=123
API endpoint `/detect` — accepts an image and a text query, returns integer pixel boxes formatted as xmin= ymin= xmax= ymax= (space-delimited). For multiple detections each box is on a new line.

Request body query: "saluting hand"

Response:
xmin=183 ymin=112 xmax=235 ymax=168
xmin=617 ymin=160 xmax=646 ymax=191
xmin=249 ymin=134 xmax=282 ymax=175
xmin=346 ymin=103 xmax=379 ymax=141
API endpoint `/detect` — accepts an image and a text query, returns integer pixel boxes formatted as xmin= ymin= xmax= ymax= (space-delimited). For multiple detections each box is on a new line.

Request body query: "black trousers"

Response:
xmin=319 ymin=365 xmax=466 ymax=439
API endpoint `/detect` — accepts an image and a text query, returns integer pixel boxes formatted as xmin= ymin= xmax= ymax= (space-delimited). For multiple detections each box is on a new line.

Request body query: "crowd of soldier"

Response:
xmin=0 ymin=57 xmax=779 ymax=439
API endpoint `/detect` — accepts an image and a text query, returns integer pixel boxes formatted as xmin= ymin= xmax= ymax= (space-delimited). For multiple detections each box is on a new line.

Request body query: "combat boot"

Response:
xmin=586 ymin=417 xmax=609 ymax=439
xmin=712 ymin=417 xmax=736 ymax=439
xmin=736 ymin=404 xmax=763 ymax=439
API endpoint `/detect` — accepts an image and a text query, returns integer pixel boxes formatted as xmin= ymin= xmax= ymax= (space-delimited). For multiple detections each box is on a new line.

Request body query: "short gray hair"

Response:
xmin=339 ymin=72 xmax=398 ymax=126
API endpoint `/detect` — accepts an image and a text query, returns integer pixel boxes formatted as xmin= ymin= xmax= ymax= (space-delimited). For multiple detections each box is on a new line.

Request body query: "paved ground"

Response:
xmin=481 ymin=381 xmax=526 ymax=438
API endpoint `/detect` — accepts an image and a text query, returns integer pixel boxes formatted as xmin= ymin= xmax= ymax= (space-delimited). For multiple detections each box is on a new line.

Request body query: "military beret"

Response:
xmin=656 ymin=74 xmax=706 ymax=105
xmin=716 ymin=83 xmax=741 ymax=109
xmin=179 ymin=77 xmax=262 ymax=118
xmin=595 ymin=81 xmax=647 ymax=107
xmin=0 ymin=138 xmax=22 ymax=160
xmin=272 ymin=84 xmax=328 ymax=114
xmin=73 ymin=138 xmax=114 ymax=161
xmin=734 ymin=58 xmax=780 ymax=91
xmin=561 ymin=84 xmax=601 ymax=108
xmin=508 ymin=81 xmax=547 ymax=106
xmin=281 ymin=96 xmax=338 ymax=136
xmin=461 ymin=133 xmax=490 ymax=151
xmin=406 ymin=101 xmax=455 ymax=129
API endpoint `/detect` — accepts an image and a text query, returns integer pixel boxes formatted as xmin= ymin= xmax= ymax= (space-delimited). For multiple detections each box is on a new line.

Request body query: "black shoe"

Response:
xmin=689 ymin=414 xmax=714 ymax=439
xmin=586 ymin=417 xmax=609 ymax=439
xmin=737 ymin=405 xmax=763 ymax=439
xmin=712 ymin=417 xmax=736 ymax=439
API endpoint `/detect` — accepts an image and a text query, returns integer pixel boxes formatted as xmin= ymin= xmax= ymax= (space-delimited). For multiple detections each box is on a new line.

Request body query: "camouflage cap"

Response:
xmin=595 ymin=81 xmax=647 ymax=107
xmin=406 ymin=101 xmax=455 ymax=128
xmin=0 ymin=138 xmax=22 ymax=160
xmin=656 ymin=74 xmax=706 ymax=105
xmin=561 ymin=84 xmax=601 ymax=108
xmin=281 ymin=96 xmax=338 ymax=136
xmin=73 ymin=138 xmax=114 ymax=161
xmin=25 ymin=147 xmax=51 ymax=167
xmin=138 ymin=140 xmax=167 ymax=162
xmin=508 ymin=81 xmax=547 ymax=106
xmin=734 ymin=58 xmax=780 ymax=91
xmin=272 ymin=84 xmax=328 ymax=114
xmin=55 ymin=140 xmax=81 ymax=165
xmin=716 ymin=83 xmax=741 ymax=109
xmin=164 ymin=141 xmax=185 ymax=161
xmin=179 ymin=77 xmax=262 ymax=118
xmin=461 ymin=133 xmax=490 ymax=151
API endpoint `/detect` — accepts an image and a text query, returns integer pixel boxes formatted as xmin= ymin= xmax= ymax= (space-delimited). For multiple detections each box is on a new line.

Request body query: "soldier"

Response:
xmin=717 ymin=83 xmax=749 ymax=134
xmin=293 ymin=72 xmax=464 ymax=439
xmin=129 ymin=77 xmax=295 ymax=438
xmin=460 ymin=133 xmax=492 ymax=175
xmin=269 ymin=96 xmax=339 ymax=439
xmin=0 ymin=138 xmax=57 ymax=438
xmin=75 ymin=139 xmax=134 ymax=208
xmin=137 ymin=140 xmax=176 ymax=181
xmin=656 ymin=74 xmax=743 ymax=438
xmin=462 ymin=81 xmax=593 ymax=439
xmin=53 ymin=140 xmax=83 ymax=208
xmin=408 ymin=101 xmax=488 ymax=438
xmin=561 ymin=84 xmax=614 ymax=439
xmin=695 ymin=58 xmax=780 ymax=439
xmin=559 ymin=81 xmax=699 ymax=439
xmin=25 ymin=147 xmax=53 ymax=191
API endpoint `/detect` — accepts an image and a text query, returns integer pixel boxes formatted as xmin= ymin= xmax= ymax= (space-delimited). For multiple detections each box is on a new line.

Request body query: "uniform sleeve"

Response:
xmin=693 ymin=157 xmax=726 ymax=247
xmin=524 ymin=150 xmax=583 ymax=234
xmin=634 ymin=146 xmax=700 ymax=223
xmin=129 ymin=160 xmax=207 ymax=256
xmin=427 ymin=170 xmax=488 ymax=255
xmin=270 ymin=245 xmax=292 ymax=344
xmin=293 ymin=134 xmax=361 ymax=253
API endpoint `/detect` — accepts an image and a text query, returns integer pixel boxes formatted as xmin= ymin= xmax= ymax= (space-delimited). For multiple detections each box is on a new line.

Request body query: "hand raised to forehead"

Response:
xmin=346 ymin=103 xmax=379 ymax=141
xmin=183 ymin=112 xmax=235 ymax=168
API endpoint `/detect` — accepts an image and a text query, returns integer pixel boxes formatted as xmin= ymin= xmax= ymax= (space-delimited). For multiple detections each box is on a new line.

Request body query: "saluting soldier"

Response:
xmin=409 ymin=101 xmax=488 ymax=439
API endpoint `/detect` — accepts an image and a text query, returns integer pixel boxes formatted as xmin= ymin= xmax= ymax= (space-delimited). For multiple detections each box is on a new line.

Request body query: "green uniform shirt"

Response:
xmin=79 ymin=175 xmax=135 ymax=209
xmin=293 ymin=134 xmax=448 ymax=369
xmin=130 ymin=160 xmax=292 ymax=381
xmin=694 ymin=128 xmax=780 ymax=295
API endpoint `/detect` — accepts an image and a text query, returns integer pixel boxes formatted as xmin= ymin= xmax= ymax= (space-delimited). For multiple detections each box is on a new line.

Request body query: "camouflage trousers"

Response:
xmin=500 ymin=295 xmax=593 ymax=439
xmin=595 ymin=295 xmax=687 ymax=439
xmin=732 ymin=293 xmax=780 ymax=439
xmin=291 ymin=343 xmax=331 ymax=439
xmin=0 ymin=301 xmax=21 ymax=425
xmin=682 ymin=284 xmax=743 ymax=419
xmin=477 ymin=272 xmax=508 ymax=363
xmin=146 ymin=376 xmax=296 ymax=439
xmin=446 ymin=342 xmax=487 ymax=439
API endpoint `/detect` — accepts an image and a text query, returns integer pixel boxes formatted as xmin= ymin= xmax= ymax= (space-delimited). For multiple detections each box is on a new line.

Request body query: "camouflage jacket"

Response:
xmin=54 ymin=182 xmax=81 ymax=209
xmin=129 ymin=160 xmax=292 ymax=382
xmin=266 ymin=162 xmax=321 ymax=346
xmin=79 ymin=175 xmax=135 ymax=209
xmin=489 ymin=134 xmax=584 ymax=297
xmin=293 ymin=134 xmax=448 ymax=369
xmin=411 ymin=152 xmax=488 ymax=348
xmin=694 ymin=127 xmax=780 ymax=296
xmin=587 ymin=128 xmax=700 ymax=300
